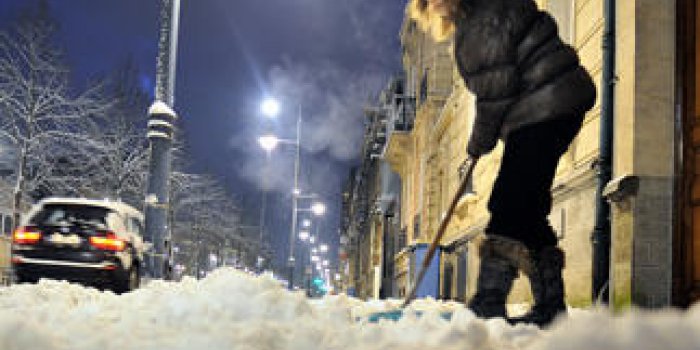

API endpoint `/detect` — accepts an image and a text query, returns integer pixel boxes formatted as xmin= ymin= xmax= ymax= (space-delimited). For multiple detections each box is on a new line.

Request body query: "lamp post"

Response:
xmin=289 ymin=108 xmax=301 ymax=290
xmin=257 ymin=189 xmax=267 ymax=273
xmin=144 ymin=0 xmax=181 ymax=279
xmin=257 ymin=100 xmax=303 ymax=289
xmin=256 ymin=98 xmax=329 ymax=290
xmin=257 ymin=117 xmax=275 ymax=273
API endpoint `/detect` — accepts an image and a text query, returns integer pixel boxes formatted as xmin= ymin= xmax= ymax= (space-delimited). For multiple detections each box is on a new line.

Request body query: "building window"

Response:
xmin=1 ymin=214 xmax=11 ymax=236
xmin=413 ymin=214 xmax=421 ymax=240
xmin=456 ymin=248 xmax=468 ymax=302
xmin=419 ymin=69 xmax=429 ymax=103
xmin=398 ymin=228 xmax=407 ymax=250
xmin=442 ymin=259 xmax=454 ymax=300
xmin=547 ymin=0 xmax=574 ymax=45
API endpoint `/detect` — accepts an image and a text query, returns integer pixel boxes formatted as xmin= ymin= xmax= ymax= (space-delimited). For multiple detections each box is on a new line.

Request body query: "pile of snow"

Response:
xmin=0 ymin=268 xmax=699 ymax=350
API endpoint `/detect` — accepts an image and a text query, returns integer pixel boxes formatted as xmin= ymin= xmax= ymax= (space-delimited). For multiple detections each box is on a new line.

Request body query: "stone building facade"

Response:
xmin=339 ymin=81 xmax=407 ymax=299
xmin=342 ymin=0 xmax=700 ymax=309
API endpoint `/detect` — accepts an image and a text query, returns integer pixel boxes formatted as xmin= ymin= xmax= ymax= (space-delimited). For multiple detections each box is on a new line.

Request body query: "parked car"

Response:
xmin=11 ymin=198 xmax=146 ymax=293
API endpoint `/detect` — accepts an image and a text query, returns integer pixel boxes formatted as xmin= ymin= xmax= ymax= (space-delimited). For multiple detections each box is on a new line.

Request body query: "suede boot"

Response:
xmin=467 ymin=235 xmax=529 ymax=319
xmin=509 ymin=246 xmax=567 ymax=327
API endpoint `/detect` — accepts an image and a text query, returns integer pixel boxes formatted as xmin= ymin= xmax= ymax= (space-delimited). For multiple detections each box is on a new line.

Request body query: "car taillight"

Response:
xmin=13 ymin=226 xmax=42 ymax=245
xmin=89 ymin=232 xmax=126 ymax=252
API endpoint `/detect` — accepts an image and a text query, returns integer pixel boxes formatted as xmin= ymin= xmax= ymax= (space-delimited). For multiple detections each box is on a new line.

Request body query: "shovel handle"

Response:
xmin=402 ymin=157 xmax=479 ymax=308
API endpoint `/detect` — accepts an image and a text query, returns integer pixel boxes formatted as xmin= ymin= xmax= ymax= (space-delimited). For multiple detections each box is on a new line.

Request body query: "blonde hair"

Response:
xmin=408 ymin=0 xmax=457 ymax=42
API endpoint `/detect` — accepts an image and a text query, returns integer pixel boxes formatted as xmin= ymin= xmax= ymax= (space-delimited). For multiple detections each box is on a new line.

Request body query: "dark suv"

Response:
xmin=11 ymin=198 xmax=146 ymax=293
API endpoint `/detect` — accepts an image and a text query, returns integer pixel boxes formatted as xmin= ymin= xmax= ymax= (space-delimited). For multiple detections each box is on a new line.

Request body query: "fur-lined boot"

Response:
xmin=509 ymin=246 xmax=567 ymax=327
xmin=467 ymin=235 xmax=530 ymax=319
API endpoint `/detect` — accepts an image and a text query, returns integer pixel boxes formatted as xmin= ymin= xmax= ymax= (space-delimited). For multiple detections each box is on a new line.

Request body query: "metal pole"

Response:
xmin=288 ymin=104 xmax=302 ymax=289
xmin=258 ymin=189 xmax=267 ymax=272
xmin=307 ymin=221 xmax=318 ymax=296
xmin=145 ymin=0 xmax=180 ymax=279
xmin=305 ymin=237 xmax=310 ymax=296
xmin=155 ymin=0 xmax=180 ymax=107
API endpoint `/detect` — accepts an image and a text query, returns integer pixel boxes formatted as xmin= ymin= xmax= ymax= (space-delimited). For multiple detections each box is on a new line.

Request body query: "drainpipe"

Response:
xmin=592 ymin=0 xmax=616 ymax=304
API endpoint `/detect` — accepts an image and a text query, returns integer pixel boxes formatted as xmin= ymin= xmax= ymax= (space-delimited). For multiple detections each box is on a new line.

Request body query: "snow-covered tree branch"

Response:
xmin=0 ymin=4 xmax=108 ymax=225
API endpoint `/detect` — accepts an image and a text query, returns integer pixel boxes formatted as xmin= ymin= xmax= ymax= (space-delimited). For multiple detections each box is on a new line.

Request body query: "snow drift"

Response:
xmin=0 ymin=268 xmax=699 ymax=350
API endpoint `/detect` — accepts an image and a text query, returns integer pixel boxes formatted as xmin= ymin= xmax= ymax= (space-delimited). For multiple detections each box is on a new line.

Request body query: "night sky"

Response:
xmin=0 ymin=0 xmax=405 ymax=270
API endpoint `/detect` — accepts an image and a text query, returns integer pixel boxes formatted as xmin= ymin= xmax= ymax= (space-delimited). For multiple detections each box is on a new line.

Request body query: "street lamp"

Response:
xmin=261 ymin=97 xmax=280 ymax=118
xmin=302 ymin=219 xmax=311 ymax=228
xmin=319 ymin=244 xmax=328 ymax=253
xmin=297 ymin=201 xmax=325 ymax=216
xmin=311 ymin=202 xmax=326 ymax=216
xmin=258 ymin=135 xmax=280 ymax=153
xmin=299 ymin=230 xmax=310 ymax=241
xmin=257 ymin=98 xmax=284 ymax=274
xmin=258 ymin=99 xmax=303 ymax=290
xmin=144 ymin=0 xmax=181 ymax=279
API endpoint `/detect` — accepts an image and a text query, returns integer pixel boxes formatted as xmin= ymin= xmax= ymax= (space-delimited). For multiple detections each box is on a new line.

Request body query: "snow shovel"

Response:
xmin=365 ymin=157 xmax=479 ymax=323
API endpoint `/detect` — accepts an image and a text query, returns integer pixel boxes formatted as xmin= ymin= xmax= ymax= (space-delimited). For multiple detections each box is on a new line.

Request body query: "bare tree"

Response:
xmin=169 ymin=172 xmax=250 ymax=275
xmin=70 ymin=62 xmax=151 ymax=206
xmin=0 ymin=3 xmax=107 ymax=225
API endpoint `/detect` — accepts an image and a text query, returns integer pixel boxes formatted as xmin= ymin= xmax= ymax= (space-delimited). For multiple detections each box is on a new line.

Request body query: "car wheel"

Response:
xmin=128 ymin=265 xmax=140 ymax=290
xmin=113 ymin=264 xmax=139 ymax=294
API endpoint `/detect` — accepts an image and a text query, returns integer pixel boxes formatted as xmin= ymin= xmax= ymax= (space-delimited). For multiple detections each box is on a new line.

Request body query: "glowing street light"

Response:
xmin=298 ymin=230 xmax=310 ymax=241
xmin=311 ymin=255 xmax=320 ymax=262
xmin=311 ymin=248 xmax=318 ymax=254
xmin=309 ymin=236 xmax=316 ymax=244
xmin=319 ymin=244 xmax=328 ymax=253
xmin=322 ymin=260 xmax=329 ymax=267
xmin=257 ymin=98 xmax=303 ymax=291
xmin=258 ymin=135 xmax=280 ymax=152
xmin=261 ymin=98 xmax=280 ymax=117
xmin=311 ymin=202 xmax=326 ymax=216
xmin=302 ymin=219 xmax=311 ymax=228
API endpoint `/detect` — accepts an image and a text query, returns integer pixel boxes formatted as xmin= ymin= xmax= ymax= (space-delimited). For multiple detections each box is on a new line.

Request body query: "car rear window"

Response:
xmin=29 ymin=204 xmax=112 ymax=229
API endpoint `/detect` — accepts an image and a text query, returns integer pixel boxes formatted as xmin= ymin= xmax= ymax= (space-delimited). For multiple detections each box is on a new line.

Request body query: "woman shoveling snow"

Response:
xmin=408 ymin=0 xmax=595 ymax=327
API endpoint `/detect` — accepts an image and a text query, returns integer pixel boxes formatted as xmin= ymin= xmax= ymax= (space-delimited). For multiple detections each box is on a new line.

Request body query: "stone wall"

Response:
xmin=610 ymin=0 xmax=676 ymax=308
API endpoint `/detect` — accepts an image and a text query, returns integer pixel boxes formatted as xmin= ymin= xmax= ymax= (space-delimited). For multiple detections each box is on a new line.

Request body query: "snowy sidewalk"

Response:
xmin=0 ymin=268 xmax=699 ymax=350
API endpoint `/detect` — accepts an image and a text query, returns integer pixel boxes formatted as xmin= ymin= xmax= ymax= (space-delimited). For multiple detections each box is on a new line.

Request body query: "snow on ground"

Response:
xmin=0 ymin=268 xmax=699 ymax=350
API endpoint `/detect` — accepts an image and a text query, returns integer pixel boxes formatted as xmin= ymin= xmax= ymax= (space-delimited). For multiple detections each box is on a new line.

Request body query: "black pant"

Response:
xmin=485 ymin=116 xmax=583 ymax=252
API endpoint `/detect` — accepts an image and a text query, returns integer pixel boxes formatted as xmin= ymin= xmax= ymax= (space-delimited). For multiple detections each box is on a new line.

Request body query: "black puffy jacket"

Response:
xmin=453 ymin=0 xmax=596 ymax=157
